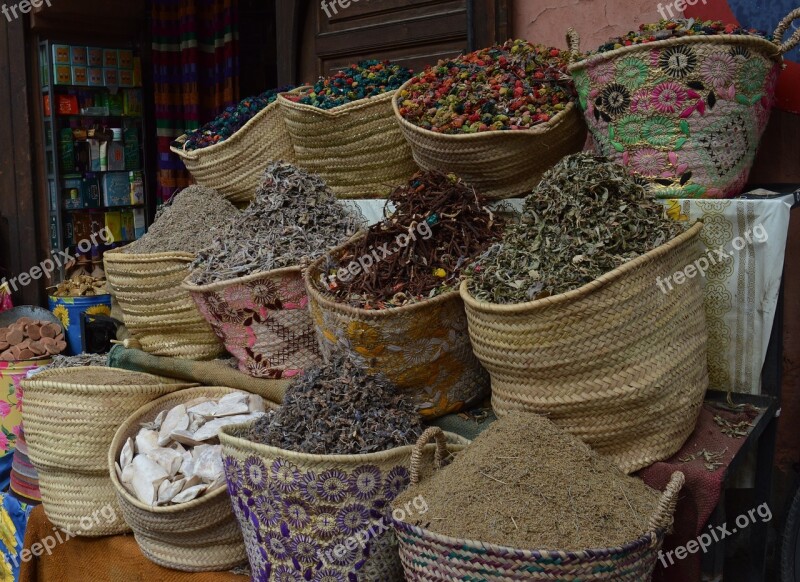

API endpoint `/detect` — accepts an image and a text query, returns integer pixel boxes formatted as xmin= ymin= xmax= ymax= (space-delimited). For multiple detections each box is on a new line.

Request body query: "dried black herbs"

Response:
xmin=248 ymin=354 xmax=423 ymax=455
xmin=317 ymin=171 xmax=504 ymax=308
xmin=467 ymin=152 xmax=686 ymax=304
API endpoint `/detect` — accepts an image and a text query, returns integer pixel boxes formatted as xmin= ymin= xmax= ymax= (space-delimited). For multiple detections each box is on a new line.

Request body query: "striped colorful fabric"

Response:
xmin=151 ymin=0 xmax=240 ymax=201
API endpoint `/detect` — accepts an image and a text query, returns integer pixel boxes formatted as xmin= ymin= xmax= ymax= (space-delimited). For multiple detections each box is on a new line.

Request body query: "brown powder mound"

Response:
xmin=394 ymin=413 xmax=660 ymax=550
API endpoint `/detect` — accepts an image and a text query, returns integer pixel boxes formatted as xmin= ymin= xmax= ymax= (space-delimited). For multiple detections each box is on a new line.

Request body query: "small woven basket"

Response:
xmin=170 ymin=88 xmax=306 ymax=205
xmin=460 ymin=222 xmax=708 ymax=473
xmin=277 ymin=90 xmax=418 ymax=199
xmin=109 ymin=386 xmax=266 ymax=571
xmin=104 ymin=247 xmax=225 ymax=360
xmin=393 ymin=428 xmax=685 ymax=581
xmin=183 ymin=267 xmax=323 ymax=380
xmin=304 ymin=236 xmax=489 ymax=419
xmin=568 ymin=11 xmax=800 ymax=198
xmin=219 ymin=421 xmax=469 ymax=581
xmin=392 ymin=76 xmax=587 ymax=200
xmin=22 ymin=367 xmax=192 ymax=535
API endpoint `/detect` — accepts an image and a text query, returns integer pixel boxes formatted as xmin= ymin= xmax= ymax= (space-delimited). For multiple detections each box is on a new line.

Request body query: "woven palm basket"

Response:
xmin=277 ymin=90 xmax=418 ymax=199
xmin=183 ymin=267 xmax=323 ymax=380
xmin=104 ymin=247 xmax=225 ymax=360
xmin=568 ymin=11 xmax=800 ymax=198
xmin=304 ymin=235 xmax=489 ymax=419
xmin=460 ymin=221 xmax=708 ymax=473
xmin=219 ymin=421 xmax=469 ymax=581
xmin=22 ymin=367 xmax=192 ymax=535
xmin=170 ymin=88 xmax=306 ymax=205
xmin=109 ymin=386 xmax=275 ymax=571
xmin=393 ymin=431 xmax=685 ymax=582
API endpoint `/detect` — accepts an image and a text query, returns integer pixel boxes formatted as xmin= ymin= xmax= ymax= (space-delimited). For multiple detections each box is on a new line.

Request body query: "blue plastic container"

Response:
xmin=48 ymin=295 xmax=112 ymax=355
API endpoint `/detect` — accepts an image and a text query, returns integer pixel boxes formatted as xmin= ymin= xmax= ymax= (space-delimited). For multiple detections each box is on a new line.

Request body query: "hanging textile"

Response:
xmin=151 ymin=0 xmax=240 ymax=202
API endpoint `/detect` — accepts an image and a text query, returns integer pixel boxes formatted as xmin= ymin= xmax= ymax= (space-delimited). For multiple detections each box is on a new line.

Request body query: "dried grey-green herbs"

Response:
xmin=248 ymin=354 xmax=423 ymax=455
xmin=190 ymin=162 xmax=365 ymax=285
xmin=38 ymin=353 xmax=109 ymax=372
xmin=467 ymin=153 xmax=686 ymax=304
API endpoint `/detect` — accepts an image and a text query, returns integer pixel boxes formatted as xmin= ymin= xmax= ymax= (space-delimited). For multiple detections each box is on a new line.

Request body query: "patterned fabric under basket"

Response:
xmin=568 ymin=12 xmax=800 ymax=198
xmin=109 ymin=386 xmax=267 ymax=571
xmin=104 ymin=247 xmax=225 ymax=360
xmin=393 ymin=429 xmax=685 ymax=582
xmin=22 ymin=367 xmax=191 ymax=535
xmin=183 ymin=268 xmax=323 ymax=380
xmin=392 ymin=82 xmax=587 ymax=201
xmin=277 ymin=90 xmax=418 ymax=199
xmin=219 ymin=421 xmax=469 ymax=581
xmin=304 ymin=236 xmax=490 ymax=419
xmin=460 ymin=222 xmax=708 ymax=473
xmin=170 ymin=88 xmax=306 ymax=205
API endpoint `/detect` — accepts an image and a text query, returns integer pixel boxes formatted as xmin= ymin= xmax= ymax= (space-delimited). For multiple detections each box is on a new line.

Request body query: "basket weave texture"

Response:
xmin=22 ymin=367 xmax=191 ymax=535
xmin=109 ymin=386 xmax=253 ymax=571
xmin=460 ymin=222 xmax=708 ymax=473
xmin=278 ymin=90 xmax=418 ymax=199
xmin=104 ymin=247 xmax=225 ymax=360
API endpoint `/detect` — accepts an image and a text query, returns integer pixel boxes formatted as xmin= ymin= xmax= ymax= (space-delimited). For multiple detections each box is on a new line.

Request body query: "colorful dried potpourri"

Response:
xmin=317 ymin=171 xmax=504 ymax=309
xmin=247 ymin=353 xmax=423 ymax=455
xmin=283 ymin=60 xmax=413 ymax=110
xmin=398 ymin=39 xmax=575 ymax=134
xmin=189 ymin=162 xmax=365 ymax=285
xmin=467 ymin=152 xmax=687 ymax=304
xmin=180 ymin=87 xmax=295 ymax=150
xmin=593 ymin=18 xmax=771 ymax=53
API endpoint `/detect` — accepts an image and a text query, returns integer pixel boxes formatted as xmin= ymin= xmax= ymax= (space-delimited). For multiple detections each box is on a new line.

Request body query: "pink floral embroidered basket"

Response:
xmin=568 ymin=10 xmax=800 ymax=198
xmin=183 ymin=268 xmax=323 ymax=380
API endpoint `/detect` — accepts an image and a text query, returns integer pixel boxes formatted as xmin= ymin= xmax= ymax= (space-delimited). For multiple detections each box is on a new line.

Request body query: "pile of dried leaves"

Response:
xmin=248 ymin=354 xmax=423 ymax=455
xmin=190 ymin=162 xmax=364 ymax=285
xmin=467 ymin=153 xmax=686 ymax=304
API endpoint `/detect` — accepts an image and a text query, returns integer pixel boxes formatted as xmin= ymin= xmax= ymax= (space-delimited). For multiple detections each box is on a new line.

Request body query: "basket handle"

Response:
xmin=566 ymin=28 xmax=581 ymax=63
xmin=409 ymin=426 xmax=448 ymax=485
xmin=773 ymin=8 xmax=800 ymax=54
xmin=647 ymin=471 xmax=685 ymax=533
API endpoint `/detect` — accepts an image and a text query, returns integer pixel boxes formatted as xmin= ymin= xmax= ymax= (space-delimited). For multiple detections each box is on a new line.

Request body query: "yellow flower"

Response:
xmin=665 ymin=200 xmax=689 ymax=222
xmin=85 ymin=304 xmax=111 ymax=317
xmin=52 ymin=305 xmax=70 ymax=329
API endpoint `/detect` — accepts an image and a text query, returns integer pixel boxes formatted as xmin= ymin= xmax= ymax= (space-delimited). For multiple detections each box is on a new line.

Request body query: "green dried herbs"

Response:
xmin=248 ymin=354 xmax=423 ymax=455
xmin=190 ymin=162 xmax=364 ymax=285
xmin=467 ymin=153 xmax=686 ymax=304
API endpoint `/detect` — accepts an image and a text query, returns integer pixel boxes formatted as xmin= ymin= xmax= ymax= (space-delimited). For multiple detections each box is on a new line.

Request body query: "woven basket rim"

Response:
xmin=219 ymin=420 xmax=470 ymax=463
xmin=460 ymin=220 xmax=704 ymax=313
xmin=104 ymin=245 xmax=196 ymax=263
xmin=108 ymin=385 xmax=245 ymax=514
xmin=569 ymin=34 xmax=783 ymax=73
xmin=170 ymin=86 xmax=310 ymax=161
xmin=392 ymin=517 xmax=662 ymax=558
xmin=277 ymin=88 xmax=398 ymax=118
xmin=23 ymin=365 xmax=190 ymax=391
xmin=304 ymin=233 xmax=463 ymax=319
xmin=392 ymin=77 xmax=581 ymax=140
xmin=181 ymin=265 xmax=302 ymax=293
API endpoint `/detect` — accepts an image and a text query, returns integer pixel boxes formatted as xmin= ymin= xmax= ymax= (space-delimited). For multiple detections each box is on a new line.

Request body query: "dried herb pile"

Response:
xmin=316 ymin=171 xmax=504 ymax=309
xmin=248 ymin=354 xmax=423 ymax=455
xmin=124 ymin=185 xmax=239 ymax=255
xmin=393 ymin=413 xmax=660 ymax=550
xmin=190 ymin=162 xmax=364 ymax=285
xmin=284 ymin=60 xmax=413 ymax=110
xmin=398 ymin=39 xmax=575 ymax=134
xmin=39 ymin=353 xmax=108 ymax=372
xmin=467 ymin=153 xmax=685 ymax=304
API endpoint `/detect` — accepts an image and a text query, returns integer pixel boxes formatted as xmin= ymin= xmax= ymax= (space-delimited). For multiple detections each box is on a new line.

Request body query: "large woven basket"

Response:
xmin=460 ymin=221 xmax=708 ymax=473
xmin=170 ymin=88 xmax=306 ymax=205
xmin=568 ymin=11 xmax=800 ymax=198
xmin=219 ymin=421 xmax=469 ymax=581
xmin=392 ymin=87 xmax=587 ymax=201
xmin=22 ymin=367 xmax=192 ymax=535
xmin=277 ymin=90 xmax=418 ymax=199
xmin=109 ymin=386 xmax=263 ymax=571
xmin=393 ymin=429 xmax=685 ymax=582
xmin=183 ymin=267 xmax=323 ymax=380
xmin=104 ymin=247 xmax=225 ymax=360
xmin=304 ymin=236 xmax=489 ymax=419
